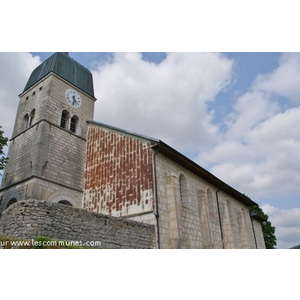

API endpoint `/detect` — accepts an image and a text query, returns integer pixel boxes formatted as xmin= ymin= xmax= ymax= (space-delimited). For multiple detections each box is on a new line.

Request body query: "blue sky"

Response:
xmin=0 ymin=52 xmax=300 ymax=249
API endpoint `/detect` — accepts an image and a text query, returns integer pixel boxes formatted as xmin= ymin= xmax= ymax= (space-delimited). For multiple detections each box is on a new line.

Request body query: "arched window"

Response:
xmin=6 ymin=198 xmax=17 ymax=209
xmin=207 ymin=188 xmax=215 ymax=217
xmin=29 ymin=109 xmax=35 ymax=127
xmin=60 ymin=110 xmax=69 ymax=129
xmin=223 ymin=199 xmax=235 ymax=248
xmin=179 ymin=174 xmax=188 ymax=204
xmin=198 ymin=189 xmax=211 ymax=248
xmin=238 ymin=207 xmax=250 ymax=248
xmin=23 ymin=114 xmax=29 ymax=129
xmin=58 ymin=200 xmax=73 ymax=206
xmin=179 ymin=174 xmax=189 ymax=248
xmin=70 ymin=115 xmax=79 ymax=133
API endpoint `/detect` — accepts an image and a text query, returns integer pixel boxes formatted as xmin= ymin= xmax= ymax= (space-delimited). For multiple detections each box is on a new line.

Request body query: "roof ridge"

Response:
xmin=87 ymin=120 xmax=160 ymax=143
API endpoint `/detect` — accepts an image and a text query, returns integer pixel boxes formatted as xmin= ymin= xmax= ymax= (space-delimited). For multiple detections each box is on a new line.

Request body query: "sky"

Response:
xmin=0 ymin=52 xmax=300 ymax=249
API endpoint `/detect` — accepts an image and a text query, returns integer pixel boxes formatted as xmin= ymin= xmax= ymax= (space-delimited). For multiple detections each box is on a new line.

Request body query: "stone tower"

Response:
xmin=0 ymin=53 xmax=96 ymax=212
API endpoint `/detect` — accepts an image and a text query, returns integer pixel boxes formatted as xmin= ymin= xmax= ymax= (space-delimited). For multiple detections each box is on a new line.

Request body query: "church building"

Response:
xmin=0 ymin=53 xmax=266 ymax=249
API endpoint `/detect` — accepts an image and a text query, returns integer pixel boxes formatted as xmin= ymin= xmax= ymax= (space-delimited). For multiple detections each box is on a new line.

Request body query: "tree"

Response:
xmin=249 ymin=205 xmax=277 ymax=249
xmin=0 ymin=126 xmax=8 ymax=174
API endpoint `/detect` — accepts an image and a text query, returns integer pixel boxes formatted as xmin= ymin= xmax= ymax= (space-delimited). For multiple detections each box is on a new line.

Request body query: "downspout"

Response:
xmin=216 ymin=188 xmax=224 ymax=249
xmin=250 ymin=211 xmax=258 ymax=249
xmin=153 ymin=147 xmax=161 ymax=249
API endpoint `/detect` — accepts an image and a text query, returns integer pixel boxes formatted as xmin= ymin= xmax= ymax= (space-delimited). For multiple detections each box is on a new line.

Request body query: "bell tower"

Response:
xmin=0 ymin=53 xmax=96 ymax=212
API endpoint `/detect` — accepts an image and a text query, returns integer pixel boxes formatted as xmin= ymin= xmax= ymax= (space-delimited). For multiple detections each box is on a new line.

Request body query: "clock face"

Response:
xmin=65 ymin=89 xmax=82 ymax=108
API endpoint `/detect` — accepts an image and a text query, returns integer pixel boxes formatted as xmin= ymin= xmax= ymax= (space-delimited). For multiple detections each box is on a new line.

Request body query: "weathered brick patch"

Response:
xmin=0 ymin=200 xmax=156 ymax=249
xmin=83 ymin=125 xmax=154 ymax=216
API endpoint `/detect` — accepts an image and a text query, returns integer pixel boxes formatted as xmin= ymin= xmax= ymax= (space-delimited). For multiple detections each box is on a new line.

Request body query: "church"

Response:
xmin=0 ymin=52 xmax=266 ymax=249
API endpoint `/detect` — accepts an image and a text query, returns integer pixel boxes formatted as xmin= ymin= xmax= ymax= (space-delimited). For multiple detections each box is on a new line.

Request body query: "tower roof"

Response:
xmin=23 ymin=52 xmax=95 ymax=98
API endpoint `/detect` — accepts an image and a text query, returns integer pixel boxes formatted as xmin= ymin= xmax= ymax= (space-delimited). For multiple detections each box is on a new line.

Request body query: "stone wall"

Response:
xmin=0 ymin=177 xmax=83 ymax=214
xmin=154 ymin=153 xmax=266 ymax=249
xmin=0 ymin=200 xmax=156 ymax=249
xmin=0 ymin=120 xmax=86 ymax=211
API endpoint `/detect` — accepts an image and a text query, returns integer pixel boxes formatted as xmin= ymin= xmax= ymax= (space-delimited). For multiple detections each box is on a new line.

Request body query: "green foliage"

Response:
xmin=249 ymin=205 xmax=277 ymax=249
xmin=0 ymin=126 xmax=9 ymax=174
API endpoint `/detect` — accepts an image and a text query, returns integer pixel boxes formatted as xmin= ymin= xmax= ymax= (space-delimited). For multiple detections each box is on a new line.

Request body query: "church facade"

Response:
xmin=0 ymin=53 xmax=266 ymax=249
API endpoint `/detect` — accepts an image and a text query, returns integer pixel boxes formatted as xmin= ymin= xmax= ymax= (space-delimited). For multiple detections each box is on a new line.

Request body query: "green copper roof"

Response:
xmin=23 ymin=52 xmax=95 ymax=97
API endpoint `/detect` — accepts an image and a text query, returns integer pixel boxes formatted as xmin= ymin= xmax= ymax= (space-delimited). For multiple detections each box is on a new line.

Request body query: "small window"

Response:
xmin=26 ymin=96 xmax=29 ymax=101
xmin=39 ymin=86 xmax=43 ymax=91
xmin=58 ymin=200 xmax=73 ymax=206
xmin=179 ymin=174 xmax=189 ymax=207
xmin=60 ymin=110 xmax=69 ymax=129
xmin=32 ymin=91 xmax=36 ymax=96
xmin=23 ymin=114 xmax=29 ymax=129
xmin=29 ymin=109 xmax=35 ymax=127
xmin=70 ymin=115 xmax=79 ymax=133
xmin=6 ymin=198 xmax=17 ymax=209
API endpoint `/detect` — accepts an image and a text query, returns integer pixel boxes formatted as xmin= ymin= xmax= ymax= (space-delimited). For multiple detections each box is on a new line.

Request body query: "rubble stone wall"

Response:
xmin=0 ymin=200 xmax=156 ymax=249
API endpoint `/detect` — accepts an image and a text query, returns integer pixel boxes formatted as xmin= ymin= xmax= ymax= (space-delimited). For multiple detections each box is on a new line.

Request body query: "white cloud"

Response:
xmin=92 ymin=52 xmax=234 ymax=152
xmin=253 ymin=53 xmax=300 ymax=103
xmin=197 ymin=53 xmax=300 ymax=202
xmin=224 ymin=91 xmax=280 ymax=140
xmin=0 ymin=53 xmax=41 ymax=139
xmin=262 ymin=204 xmax=300 ymax=249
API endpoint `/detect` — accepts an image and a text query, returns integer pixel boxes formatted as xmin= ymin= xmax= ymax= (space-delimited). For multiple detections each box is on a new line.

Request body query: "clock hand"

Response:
xmin=72 ymin=95 xmax=77 ymax=105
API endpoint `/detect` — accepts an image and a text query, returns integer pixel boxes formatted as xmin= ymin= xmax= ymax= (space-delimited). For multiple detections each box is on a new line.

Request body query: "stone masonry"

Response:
xmin=0 ymin=200 xmax=156 ymax=249
xmin=0 ymin=73 xmax=95 ymax=212
xmin=154 ymin=153 xmax=266 ymax=249
xmin=83 ymin=122 xmax=266 ymax=249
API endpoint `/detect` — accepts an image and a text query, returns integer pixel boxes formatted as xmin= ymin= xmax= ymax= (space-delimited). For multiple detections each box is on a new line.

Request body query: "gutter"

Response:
xmin=216 ymin=188 xmax=225 ymax=249
xmin=151 ymin=141 xmax=258 ymax=208
xmin=153 ymin=147 xmax=161 ymax=249
xmin=250 ymin=211 xmax=258 ymax=249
